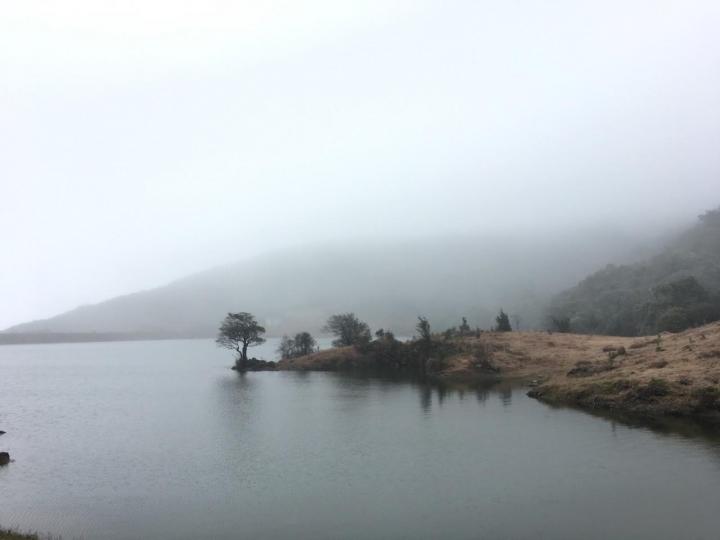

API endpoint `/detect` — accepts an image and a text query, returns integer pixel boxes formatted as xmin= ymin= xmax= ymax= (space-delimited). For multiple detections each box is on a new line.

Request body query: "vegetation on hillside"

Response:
xmin=549 ymin=208 xmax=720 ymax=336
xmin=323 ymin=313 xmax=372 ymax=347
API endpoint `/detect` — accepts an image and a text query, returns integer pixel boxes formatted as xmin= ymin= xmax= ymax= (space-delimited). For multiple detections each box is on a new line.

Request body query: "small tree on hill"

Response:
xmin=416 ymin=316 xmax=432 ymax=343
xmin=278 ymin=332 xmax=318 ymax=359
xmin=416 ymin=316 xmax=433 ymax=371
xmin=278 ymin=335 xmax=295 ymax=360
xmin=293 ymin=331 xmax=317 ymax=356
xmin=324 ymin=313 xmax=371 ymax=347
xmin=458 ymin=317 xmax=471 ymax=336
xmin=216 ymin=312 xmax=266 ymax=370
xmin=494 ymin=309 xmax=512 ymax=332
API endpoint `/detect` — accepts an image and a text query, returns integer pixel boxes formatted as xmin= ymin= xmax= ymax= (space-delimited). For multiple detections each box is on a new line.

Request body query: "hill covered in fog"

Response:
xmin=3 ymin=230 xmax=667 ymax=341
xmin=550 ymin=208 xmax=720 ymax=336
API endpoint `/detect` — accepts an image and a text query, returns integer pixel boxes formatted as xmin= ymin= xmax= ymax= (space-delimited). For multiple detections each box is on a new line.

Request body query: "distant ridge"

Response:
xmin=0 ymin=331 xmax=207 ymax=346
xmin=4 ymin=232 xmax=669 ymax=344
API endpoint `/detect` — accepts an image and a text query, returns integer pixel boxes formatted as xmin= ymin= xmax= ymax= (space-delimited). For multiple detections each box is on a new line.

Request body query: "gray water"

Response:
xmin=1 ymin=339 xmax=719 ymax=540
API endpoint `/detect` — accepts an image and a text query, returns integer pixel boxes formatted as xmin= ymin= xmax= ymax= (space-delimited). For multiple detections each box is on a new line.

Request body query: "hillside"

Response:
xmin=549 ymin=208 xmax=720 ymax=336
xmin=3 ymin=232 xmax=658 ymax=340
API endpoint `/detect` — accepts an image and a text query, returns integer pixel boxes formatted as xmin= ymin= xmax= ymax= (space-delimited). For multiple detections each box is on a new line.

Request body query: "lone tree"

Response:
xmin=324 ymin=313 xmax=371 ymax=347
xmin=216 ymin=312 xmax=266 ymax=371
xmin=416 ymin=316 xmax=432 ymax=343
xmin=416 ymin=316 xmax=433 ymax=371
xmin=458 ymin=317 xmax=471 ymax=336
xmin=494 ymin=309 xmax=512 ymax=332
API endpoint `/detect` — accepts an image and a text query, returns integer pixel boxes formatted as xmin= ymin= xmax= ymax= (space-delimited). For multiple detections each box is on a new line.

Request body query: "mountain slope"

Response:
xmin=5 ymin=232 xmax=667 ymax=339
xmin=550 ymin=208 xmax=720 ymax=336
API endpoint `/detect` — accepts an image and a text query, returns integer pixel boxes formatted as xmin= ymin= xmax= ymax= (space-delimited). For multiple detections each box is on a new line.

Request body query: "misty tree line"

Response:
xmin=548 ymin=208 xmax=720 ymax=336
xmin=550 ymin=275 xmax=720 ymax=336
xmin=216 ymin=309 xmax=516 ymax=372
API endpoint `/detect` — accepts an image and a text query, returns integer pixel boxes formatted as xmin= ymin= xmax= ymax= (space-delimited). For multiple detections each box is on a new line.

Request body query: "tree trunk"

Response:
xmin=239 ymin=341 xmax=249 ymax=370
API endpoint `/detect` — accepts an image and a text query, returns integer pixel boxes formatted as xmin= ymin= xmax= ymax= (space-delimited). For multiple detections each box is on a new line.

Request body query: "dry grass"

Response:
xmin=441 ymin=322 xmax=720 ymax=419
xmin=277 ymin=346 xmax=372 ymax=371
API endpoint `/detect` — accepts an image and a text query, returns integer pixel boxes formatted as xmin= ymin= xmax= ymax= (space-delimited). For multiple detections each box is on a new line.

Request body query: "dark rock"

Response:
xmin=0 ymin=430 xmax=5 ymax=435
xmin=0 ymin=452 xmax=9 ymax=466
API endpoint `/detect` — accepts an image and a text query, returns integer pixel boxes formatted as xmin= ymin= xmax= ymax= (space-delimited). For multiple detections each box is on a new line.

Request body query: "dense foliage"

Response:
xmin=278 ymin=332 xmax=318 ymax=359
xmin=324 ymin=313 xmax=372 ymax=347
xmin=549 ymin=208 xmax=720 ymax=336
xmin=494 ymin=309 xmax=512 ymax=332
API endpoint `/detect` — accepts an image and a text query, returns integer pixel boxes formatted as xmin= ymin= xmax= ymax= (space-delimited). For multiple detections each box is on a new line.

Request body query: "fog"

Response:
xmin=2 ymin=0 xmax=719 ymax=331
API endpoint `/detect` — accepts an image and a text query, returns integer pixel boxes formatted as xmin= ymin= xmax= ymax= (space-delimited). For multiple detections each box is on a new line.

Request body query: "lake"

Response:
xmin=1 ymin=339 xmax=719 ymax=539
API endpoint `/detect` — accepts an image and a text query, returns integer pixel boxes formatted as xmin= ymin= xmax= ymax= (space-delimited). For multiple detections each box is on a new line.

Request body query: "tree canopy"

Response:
xmin=324 ymin=313 xmax=371 ymax=347
xmin=278 ymin=331 xmax=317 ymax=359
xmin=216 ymin=312 xmax=266 ymax=370
xmin=495 ymin=309 xmax=512 ymax=332
xmin=549 ymin=208 xmax=720 ymax=336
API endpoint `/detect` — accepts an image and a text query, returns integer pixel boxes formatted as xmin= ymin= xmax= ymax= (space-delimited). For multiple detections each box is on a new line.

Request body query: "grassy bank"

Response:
xmin=279 ymin=322 xmax=720 ymax=422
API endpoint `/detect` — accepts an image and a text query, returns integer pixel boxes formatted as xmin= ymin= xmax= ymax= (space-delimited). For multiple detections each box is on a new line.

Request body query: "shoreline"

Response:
xmin=276 ymin=322 xmax=720 ymax=424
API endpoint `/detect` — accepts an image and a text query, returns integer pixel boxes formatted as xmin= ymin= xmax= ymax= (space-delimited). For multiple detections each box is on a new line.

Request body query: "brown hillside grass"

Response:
xmin=442 ymin=322 xmax=720 ymax=419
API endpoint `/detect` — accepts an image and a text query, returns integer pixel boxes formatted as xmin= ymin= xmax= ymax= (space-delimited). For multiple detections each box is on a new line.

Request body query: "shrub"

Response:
xmin=693 ymin=386 xmax=720 ymax=411
xmin=632 ymin=378 xmax=671 ymax=400
xmin=656 ymin=307 xmax=691 ymax=333
xmin=324 ymin=313 xmax=371 ymax=348
xmin=550 ymin=316 xmax=572 ymax=333
xmin=494 ymin=309 xmax=512 ymax=332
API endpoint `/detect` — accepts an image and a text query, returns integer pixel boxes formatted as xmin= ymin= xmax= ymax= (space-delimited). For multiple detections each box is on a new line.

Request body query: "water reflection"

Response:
xmin=217 ymin=369 xmax=720 ymax=455
xmin=315 ymin=370 xmax=504 ymax=414
xmin=3 ymin=340 xmax=720 ymax=540
xmin=499 ymin=385 xmax=513 ymax=407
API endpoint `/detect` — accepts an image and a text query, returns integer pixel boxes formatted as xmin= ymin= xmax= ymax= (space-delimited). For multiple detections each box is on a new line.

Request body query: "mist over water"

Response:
xmin=1 ymin=340 xmax=719 ymax=539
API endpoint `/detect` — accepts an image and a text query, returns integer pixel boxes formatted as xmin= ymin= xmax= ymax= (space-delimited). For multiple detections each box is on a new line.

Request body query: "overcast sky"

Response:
xmin=2 ymin=0 xmax=719 ymax=329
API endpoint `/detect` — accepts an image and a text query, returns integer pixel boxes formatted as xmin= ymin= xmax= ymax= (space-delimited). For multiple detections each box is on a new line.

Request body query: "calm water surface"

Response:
xmin=1 ymin=339 xmax=719 ymax=539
